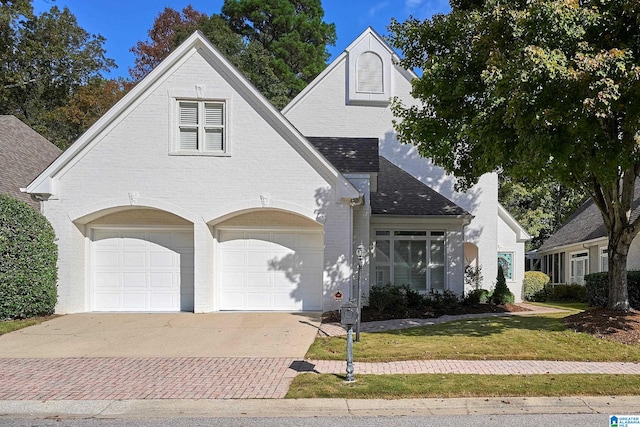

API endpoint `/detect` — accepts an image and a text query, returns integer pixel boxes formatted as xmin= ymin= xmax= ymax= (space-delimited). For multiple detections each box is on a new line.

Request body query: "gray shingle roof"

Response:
xmin=538 ymin=181 xmax=640 ymax=252
xmin=306 ymin=137 xmax=379 ymax=173
xmin=0 ymin=116 xmax=61 ymax=208
xmin=372 ymin=157 xmax=469 ymax=217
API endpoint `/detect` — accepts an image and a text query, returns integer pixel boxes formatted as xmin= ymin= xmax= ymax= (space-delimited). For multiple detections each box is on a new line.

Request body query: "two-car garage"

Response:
xmin=89 ymin=218 xmax=324 ymax=312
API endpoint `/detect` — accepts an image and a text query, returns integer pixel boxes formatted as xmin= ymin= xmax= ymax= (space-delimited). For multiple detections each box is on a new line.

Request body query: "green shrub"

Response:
xmin=0 ymin=194 xmax=58 ymax=319
xmin=585 ymin=271 xmax=640 ymax=308
xmin=523 ymin=271 xmax=550 ymax=301
xmin=424 ymin=289 xmax=460 ymax=312
xmin=463 ymin=288 xmax=491 ymax=305
xmin=492 ymin=265 xmax=515 ymax=305
xmin=367 ymin=284 xmax=423 ymax=315
xmin=547 ymin=284 xmax=587 ymax=302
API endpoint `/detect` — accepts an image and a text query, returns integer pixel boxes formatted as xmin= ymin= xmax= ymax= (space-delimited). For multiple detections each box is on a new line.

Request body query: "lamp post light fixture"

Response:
xmin=355 ymin=244 xmax=366 ymax=342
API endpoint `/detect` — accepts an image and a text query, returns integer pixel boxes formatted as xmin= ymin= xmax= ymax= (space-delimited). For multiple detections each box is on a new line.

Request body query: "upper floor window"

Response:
xmin=357 ymin=52 xmax=383 ymax=93
xmin=177 ymin=100 xmax=225 ymax=154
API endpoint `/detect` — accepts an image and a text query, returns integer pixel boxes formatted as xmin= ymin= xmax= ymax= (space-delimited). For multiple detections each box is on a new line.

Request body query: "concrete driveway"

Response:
xmin=0 ymin=312 xmax=322 ymax=358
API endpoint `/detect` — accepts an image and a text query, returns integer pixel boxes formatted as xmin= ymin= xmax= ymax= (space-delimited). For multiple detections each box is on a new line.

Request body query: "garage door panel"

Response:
xmin=149 ymin=251 xmax=174 ymax=267
xmin=94 ymin=293 xmax=120 ymax=311
xmin=122 ymin=293 xmax=147 ymax=310
xmin=219 ymin=229 xmax=322 ymax=311
xmin=92 ymin=229 xmax=193 ymax=312
xmin=246 ymin=292 xmax=272 ymax=310
xmin=122 ymin=251 xmax=146 ymax=268
xmin=247 ymin=271 xmax=271 ymax=288
xmin=122 ymin=272 xmax=146 ymax=288
xmin=149 ymin=272 xmax=175 ymax=288
xmin=221 ymin=250 xmax=245 ymax=267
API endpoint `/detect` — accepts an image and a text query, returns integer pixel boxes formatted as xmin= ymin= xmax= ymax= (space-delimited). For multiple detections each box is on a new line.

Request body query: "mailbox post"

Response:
xmin=354 ymin=244 xmax=366 ymax=342
xmin=340 ymin=301 xmax=358 ymax=382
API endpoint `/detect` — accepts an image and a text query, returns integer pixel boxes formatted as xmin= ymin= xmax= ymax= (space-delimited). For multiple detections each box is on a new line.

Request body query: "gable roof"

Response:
xmin=0 ymin=116 xmax=61 ymax=208
xmin=539 ymin=182 xmax=640 ymax=252
xmin=372 ymin=157 xmax=470 ymax=217
xmin=282 ymin=27 xmax=417 ymax=116
xmin=25 ymin=31 xmax=358 ymax=201
xmin=306 ymin=137 xmax=379 ymax=173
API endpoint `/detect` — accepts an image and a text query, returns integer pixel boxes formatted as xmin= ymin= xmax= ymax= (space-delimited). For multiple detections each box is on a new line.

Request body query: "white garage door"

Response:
xmin=219 ymin=229 xmax=323 ymax=311
xmin=92 ymin=229 xmax=194 ymax=312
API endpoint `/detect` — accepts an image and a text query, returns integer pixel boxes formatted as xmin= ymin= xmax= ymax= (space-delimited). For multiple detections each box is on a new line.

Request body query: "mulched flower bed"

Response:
xmin=322 ymin=303 xmax=529 ymax=324
xmin=562 ymin=308 xmax=640 ymax=345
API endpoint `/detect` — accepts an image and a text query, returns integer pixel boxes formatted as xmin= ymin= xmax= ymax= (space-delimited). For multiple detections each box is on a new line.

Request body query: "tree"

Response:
xmin=499 ymin=176 xmax=586 ymax=250
xmin=388 ymin=0 xmax=640 ymax=310
xmin=46 ymin=78 xmax=132 ymax=149
xmin=129 ymin=6 xmax=206 ymax=81
xmin=0 ymin=2 xmax=114 ymax=147
xmin=221 ymin=0 xmax=336 ymax=102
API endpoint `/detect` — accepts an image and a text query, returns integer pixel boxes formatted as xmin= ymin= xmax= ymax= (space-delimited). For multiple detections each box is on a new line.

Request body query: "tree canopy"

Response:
xmin=130 ymin=0 xmax=336 ymax=109
xmin=0 ymin=1 xmax=115 ymax=148
xmin=389 ymin=0 xmax=640 ymax=310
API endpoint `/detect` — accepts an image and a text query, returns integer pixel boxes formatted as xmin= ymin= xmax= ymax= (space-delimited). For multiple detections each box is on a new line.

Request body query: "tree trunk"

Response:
xmin=608 ymin=239 xmax=631 ymax=311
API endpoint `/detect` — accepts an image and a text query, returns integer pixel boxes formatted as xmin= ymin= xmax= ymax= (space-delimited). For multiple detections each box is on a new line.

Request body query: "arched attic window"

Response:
xmin=357 ymin=51 xmax=383 ymax=93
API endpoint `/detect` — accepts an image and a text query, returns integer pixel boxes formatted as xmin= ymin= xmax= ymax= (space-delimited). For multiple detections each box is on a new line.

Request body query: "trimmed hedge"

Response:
xmin=0 ymin=194 xmax=58 ymax=319
xmin=523 ymin=271 xmax=550 ymax=301
xmin=585 ymin=271 xmax=640 ymax=309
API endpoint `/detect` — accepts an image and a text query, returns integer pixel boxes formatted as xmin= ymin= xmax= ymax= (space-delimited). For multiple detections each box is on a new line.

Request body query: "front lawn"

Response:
xmin=307 ymin=313 xmax=640 ymax=362
xmin=0 ymin=316 xmax=56 ymax=336
xmin=286 ymin=373 xmax=640 ymax=399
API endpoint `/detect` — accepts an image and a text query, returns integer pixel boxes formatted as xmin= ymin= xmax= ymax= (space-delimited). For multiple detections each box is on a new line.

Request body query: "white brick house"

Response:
xmin=283 ymin=28 xmax=530 ymax=301
xmin=27 ymin=29 xmax=528 ymax=314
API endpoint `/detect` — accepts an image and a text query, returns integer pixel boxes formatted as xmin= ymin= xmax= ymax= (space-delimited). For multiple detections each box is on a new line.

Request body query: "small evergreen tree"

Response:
xmin=492 ymin=265 xmax=515 ymax=305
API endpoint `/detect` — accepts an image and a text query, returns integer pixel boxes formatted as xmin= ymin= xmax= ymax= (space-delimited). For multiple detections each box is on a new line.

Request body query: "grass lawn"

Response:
xmin=0 ymin=316 xmax=56 ymax=336
xmin=307 ymin=313 xmax=640 ymax=362
xmin=527 ymin=302 xmax=589 ymax=311
xmin=286 ymin=373 xmax=640 ymax=399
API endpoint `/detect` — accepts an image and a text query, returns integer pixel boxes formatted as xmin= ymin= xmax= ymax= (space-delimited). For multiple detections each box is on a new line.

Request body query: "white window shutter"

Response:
xmin=357 ymin=51 xmax=383 ymax=93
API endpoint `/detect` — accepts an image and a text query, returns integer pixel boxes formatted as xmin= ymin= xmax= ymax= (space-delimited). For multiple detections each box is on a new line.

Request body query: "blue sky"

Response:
xmin=32 ymin=0 xmax=451 ymax=79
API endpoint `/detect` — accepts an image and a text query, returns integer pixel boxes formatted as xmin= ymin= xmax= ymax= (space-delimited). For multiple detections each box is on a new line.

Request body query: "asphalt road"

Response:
xmin=0 ymin=414 xmax=613 ymax=426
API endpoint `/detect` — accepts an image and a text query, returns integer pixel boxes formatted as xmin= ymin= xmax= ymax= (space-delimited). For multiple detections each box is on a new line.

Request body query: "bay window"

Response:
xmin=374 ymin=230 xmax=446 ymax=292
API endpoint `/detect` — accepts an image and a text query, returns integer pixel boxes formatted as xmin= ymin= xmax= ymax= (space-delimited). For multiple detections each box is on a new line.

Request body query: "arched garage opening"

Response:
xmin=85 ymin=208 xmax=194 ymax=312
xmin=212 ymin=209 xmax=324 ymax=311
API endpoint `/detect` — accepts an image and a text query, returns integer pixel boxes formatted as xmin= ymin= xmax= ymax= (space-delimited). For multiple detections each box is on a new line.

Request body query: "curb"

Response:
xmin=1 ymin=396 xmax=639 ymax=419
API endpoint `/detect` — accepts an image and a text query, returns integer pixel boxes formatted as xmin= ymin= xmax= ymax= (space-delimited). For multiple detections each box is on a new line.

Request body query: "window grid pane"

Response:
xmin=179 ymin=128 xmax=198 ymax=150
xmin=179 ymin=102 xmax=198 ymax=125
xmin=204 ymin=103 xmax=223 ymax=126
xmin=204 ymin=128 xmax=223 ymax=151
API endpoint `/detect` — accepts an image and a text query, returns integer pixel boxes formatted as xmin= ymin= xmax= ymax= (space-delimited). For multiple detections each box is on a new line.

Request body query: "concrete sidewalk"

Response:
xmin=1 ymin=396 xmax=639 ymax=418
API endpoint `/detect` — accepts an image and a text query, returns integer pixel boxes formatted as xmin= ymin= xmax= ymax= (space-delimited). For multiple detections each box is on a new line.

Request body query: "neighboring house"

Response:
xmin=283 ymin=28 xmax=530 ymax=301
xmin=536 ymin=183 xmax=640 ymax=285
xmin=0 ymin=115 xmax=61 ymax=209
xmin=26 ymin=29 xmax=528 ymax=314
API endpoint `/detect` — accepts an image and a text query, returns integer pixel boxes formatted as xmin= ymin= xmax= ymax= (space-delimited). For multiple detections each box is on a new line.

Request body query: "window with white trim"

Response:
xmin=374 ymin=230 xmax=446 ymax=292
xmin=600 ymin=247 xmax=608 ymax=272
xmin=177 ymin=100 xmax=225 ymax=153
xmin=569 ymin=251 xmax=589 ymax=285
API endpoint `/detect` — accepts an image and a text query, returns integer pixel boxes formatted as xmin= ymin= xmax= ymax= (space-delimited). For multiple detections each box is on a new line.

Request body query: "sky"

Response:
xmin=32 ymin=0 xmax=451 ymax=79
